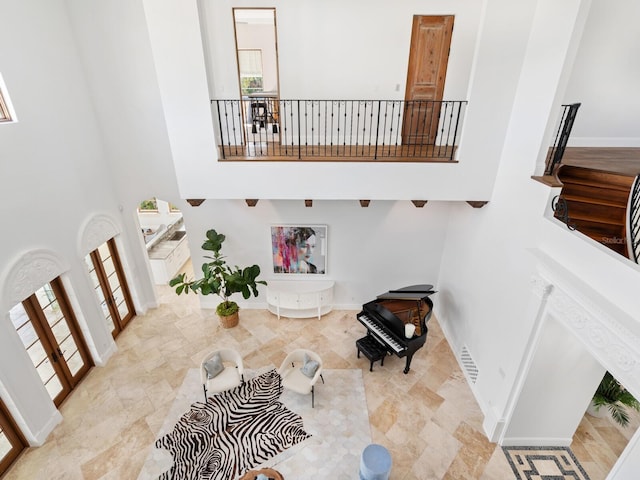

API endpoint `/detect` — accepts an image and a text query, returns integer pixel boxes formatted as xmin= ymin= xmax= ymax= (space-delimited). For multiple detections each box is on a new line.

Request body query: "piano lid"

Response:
xmin=377 ymin=284 xmax=436 ymax=301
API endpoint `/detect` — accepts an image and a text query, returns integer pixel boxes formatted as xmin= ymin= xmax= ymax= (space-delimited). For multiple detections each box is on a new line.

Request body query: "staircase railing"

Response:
xmin=627 ymin=175 xmax=640 ymax=263
xmin=212 ymin=98 xmax=467 ymax=161
xmin=544 ymin=102 xmax=581 ymax=175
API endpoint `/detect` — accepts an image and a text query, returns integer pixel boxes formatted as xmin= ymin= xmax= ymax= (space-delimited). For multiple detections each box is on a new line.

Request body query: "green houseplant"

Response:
xmin=588 ymin=371 xmax=640 ymax=427
xmin=169 ymin=229 xmax=266 ymax=328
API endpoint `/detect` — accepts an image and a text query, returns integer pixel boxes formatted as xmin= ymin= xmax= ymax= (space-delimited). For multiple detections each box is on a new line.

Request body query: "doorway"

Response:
xmin=232 ymin=8 xmax=280 ymax=139
xmin=9 ymin=278 xmax=92 ymax=407
xmin=85 ymin=238 xmax=135 ymax=339
xmin=403 ymin=15 xmax=454 ymax=145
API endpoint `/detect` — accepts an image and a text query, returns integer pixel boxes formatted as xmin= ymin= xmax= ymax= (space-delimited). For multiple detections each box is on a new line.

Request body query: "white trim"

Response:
xmin=532 ymin=249 xmax=640 ymax=399
xmin=568 ymin=137 xmax=640 ymax=148
xmin=497 ymin=274 xmax=554 ymax=445
xmin=0 ymin=248 xmax=69 ymax=312
xmin=78 ymin=213 xmax=121 ymax=257
xmin=501 ymin=436 xmax=572 ymax=447
xmin=29 ymin=411 xmax=63 ymax=446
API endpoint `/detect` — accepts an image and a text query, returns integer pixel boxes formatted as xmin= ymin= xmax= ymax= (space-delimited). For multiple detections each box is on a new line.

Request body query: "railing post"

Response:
xmin=629 ymin=176 xmax=640 ymax=263
xmin=545 ymin=103 xmax=581 ymax=175
xmin=297 ymin=100 xmax=301 ymax=160
xmin=451 ymin=101 xmax=464 ymax=161
xmin=214 ymin=100 xmax=226 ymax=160
xmin=374 ymin=100 xmax=381 ymax=160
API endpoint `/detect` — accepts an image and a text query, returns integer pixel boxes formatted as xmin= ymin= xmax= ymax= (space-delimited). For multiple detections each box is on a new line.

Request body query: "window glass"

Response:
xmin=238 ymin=49 xmax=264 ymax=95
xmin=0 ymin=74 xmax=15 ymax=123
xmin=138 ymin=198 xmax=158 ymax=212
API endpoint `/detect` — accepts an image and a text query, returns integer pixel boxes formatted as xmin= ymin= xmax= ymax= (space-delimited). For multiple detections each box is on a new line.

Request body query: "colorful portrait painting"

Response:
xmin=271 ymin=225 xmax=327 ymax=274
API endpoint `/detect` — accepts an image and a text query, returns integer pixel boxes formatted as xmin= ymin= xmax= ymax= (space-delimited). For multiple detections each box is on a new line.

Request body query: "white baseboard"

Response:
xmin=568 ymin=137 xmax=640 ymax=147
xmin=93 ymin=341 xmax=118 ymax=367
xmin=208 ymin=301 xmax=363 ymax=312
xmin=30 ymin=411 xmax=63 ymax=446
xmin=483 ymin=407 xmax=506 ymax=443
xmin=501 ymin=436 xmax=572 ymax=447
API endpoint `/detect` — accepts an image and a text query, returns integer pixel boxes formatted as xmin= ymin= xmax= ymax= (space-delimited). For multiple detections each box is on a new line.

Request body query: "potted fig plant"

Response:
xmin=169 ymin=229 xmax=266 ymax=328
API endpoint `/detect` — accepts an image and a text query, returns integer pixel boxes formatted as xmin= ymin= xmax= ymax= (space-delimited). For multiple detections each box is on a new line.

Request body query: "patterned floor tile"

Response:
xmin=503 ymin=446 xmax=590 ymax=480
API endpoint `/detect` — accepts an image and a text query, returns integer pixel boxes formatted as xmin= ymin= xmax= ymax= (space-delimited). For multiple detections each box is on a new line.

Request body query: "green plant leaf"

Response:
xmin=169 ymin=273 xmax=184 ymax=287
xmin=592 ymin=371 xmax=640 ymax=427
xmin=169 ymin=228 xmax=264 ymax=311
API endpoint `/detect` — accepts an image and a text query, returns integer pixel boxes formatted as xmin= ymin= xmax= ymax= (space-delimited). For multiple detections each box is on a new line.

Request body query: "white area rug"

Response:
xmin=138 ymin=367 xmax=371 ymax=479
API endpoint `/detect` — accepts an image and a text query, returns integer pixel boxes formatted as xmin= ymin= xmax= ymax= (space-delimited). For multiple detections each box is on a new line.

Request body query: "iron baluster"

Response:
xmin=552 ymin=195 xmax=577 ymax=230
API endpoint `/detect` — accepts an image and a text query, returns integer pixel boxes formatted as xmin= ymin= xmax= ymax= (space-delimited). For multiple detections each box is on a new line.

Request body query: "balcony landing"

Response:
xmin=217 ymin=143 xmax=458 ymax=163
xmin=533 ymin=147 xmax=640 ymax=187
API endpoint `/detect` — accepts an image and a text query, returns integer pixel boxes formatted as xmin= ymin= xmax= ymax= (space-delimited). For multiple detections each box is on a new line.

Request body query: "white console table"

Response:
xmin=266 ymin=280 xmax=334 ymax=319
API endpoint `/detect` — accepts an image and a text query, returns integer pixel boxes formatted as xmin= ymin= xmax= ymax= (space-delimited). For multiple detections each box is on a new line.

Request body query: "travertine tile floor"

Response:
xmin=4 ymin=263 xmax=636 ymax=479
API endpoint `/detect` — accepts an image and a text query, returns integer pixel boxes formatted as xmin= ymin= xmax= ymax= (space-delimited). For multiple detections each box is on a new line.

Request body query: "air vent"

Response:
xmin=460 ymin=345 xmax=479 ymax=384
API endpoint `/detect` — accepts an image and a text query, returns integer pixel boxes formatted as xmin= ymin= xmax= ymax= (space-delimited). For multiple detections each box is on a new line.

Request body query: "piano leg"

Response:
xmin=403 ymin=354 xmax=413 ymax=374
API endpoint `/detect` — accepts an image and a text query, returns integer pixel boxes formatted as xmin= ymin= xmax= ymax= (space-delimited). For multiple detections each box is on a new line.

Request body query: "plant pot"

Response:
xmin=218 ymin=311 xmax=239 ymax=329
xmin=586 ymin=400 xmax=608 ymax=419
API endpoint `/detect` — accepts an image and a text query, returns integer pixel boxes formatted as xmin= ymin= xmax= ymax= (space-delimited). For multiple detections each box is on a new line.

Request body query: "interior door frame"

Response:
xmin=232 ymin=7 xmax=281 ymax=144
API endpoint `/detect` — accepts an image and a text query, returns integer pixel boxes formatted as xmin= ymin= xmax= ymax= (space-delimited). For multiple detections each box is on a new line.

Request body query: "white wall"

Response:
xmin=180 ymin=199 xmax=451 ymax=310
xmin=202 ymin=0 xmax=480 ymax=101
xmin=3 ymin=0 xmax=640 ymax=470
xmin=565 ymin=0 xmax=640 ymax=147
xmin=437 ymin=0 xmax=594 ymax=433
xmin=502 ymin=314 xmax=604 ymax=446
xmin=65 ymin=0 xmax=186 ymax=311
xmin=0 ymin=0 xmax=124 ymax=443
xmin=188 ymin=0 xmax=504 ymax=202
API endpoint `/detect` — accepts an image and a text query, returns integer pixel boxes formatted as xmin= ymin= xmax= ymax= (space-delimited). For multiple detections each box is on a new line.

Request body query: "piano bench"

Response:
xmin=356 ymin=336 xmax=387 ymax=372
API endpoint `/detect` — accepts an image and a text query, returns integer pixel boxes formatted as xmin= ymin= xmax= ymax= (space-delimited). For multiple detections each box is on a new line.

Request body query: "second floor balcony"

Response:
xmin=212 ymin=98 xmax=468 ymax=162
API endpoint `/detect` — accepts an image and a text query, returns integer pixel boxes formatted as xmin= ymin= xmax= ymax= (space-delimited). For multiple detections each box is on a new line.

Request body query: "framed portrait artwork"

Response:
xmin=271 ymin=225 xmax=327 ymax=274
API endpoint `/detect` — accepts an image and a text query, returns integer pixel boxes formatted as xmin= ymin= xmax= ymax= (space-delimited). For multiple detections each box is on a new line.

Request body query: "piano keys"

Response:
xmin=357 ymin=284 xmax=435 ymax=374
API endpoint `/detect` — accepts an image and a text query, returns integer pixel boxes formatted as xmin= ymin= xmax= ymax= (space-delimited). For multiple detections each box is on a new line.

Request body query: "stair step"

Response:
xmin=570 ymin=220 xmax=626 ymax=240
xmin=562 ymin=184 xmax=630 ymax=206
xmin=562 ymin=193 xmax=628 ymax=208
xmin=560 ymin=199 xmax=626 ymax=224
xmin=558 ymin=165 xmax=635 ymax=191
xmin=558 ymin=220 xmax=629 ymax=257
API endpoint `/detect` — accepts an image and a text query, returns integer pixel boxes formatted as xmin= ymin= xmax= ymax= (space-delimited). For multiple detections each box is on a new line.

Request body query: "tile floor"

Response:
xmin=4 ymin=262 xmax=637 ymax=479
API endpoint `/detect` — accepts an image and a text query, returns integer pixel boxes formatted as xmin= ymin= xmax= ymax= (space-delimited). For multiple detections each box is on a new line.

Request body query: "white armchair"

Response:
xmin=200 ymin=348 xmax=244 ymax=401
xmin=278 ymin=349 xmax=324 ymax=408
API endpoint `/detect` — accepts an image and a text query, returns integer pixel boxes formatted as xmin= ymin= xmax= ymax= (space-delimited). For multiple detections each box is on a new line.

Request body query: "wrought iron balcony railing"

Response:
xmin=628 ymin=175 xmax=640 ymax=263
xmin=544 ymin=103 xmax=581 ymax=175
xmin=212 ymin=98 xmax=467 ymax=161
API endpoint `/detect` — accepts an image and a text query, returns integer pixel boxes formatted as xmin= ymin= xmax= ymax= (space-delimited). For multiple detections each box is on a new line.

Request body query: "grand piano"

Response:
xmin=356 ymin=284 xmax=435 ymax=374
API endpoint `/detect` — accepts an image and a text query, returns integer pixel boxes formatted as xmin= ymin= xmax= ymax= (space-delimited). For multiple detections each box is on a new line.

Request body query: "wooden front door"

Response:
xmin=86 ymin=238 xmax=135 ymax=339
xmin=402 ymin=15 xmax=454 ymax=145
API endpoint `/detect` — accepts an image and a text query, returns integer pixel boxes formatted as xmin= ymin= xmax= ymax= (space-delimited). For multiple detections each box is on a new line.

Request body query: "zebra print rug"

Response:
xmin=155 ymin=369 xmax=310 ymax=480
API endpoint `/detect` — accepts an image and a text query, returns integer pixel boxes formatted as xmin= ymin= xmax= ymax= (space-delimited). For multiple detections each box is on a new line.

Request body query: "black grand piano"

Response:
xmin=356 ymin=284 xmax=435 ymax=374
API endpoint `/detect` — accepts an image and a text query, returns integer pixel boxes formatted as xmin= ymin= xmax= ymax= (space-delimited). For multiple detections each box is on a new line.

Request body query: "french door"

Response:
xmin=11 ymin=278 xmax=92 ymax=407
xmin=85 ymin=238 xmax=135 ymax=339
xmin=0 ymin=399 xmax=25 ymax=477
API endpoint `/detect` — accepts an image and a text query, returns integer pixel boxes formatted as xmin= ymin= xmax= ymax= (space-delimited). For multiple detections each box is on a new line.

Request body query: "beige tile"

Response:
xmin=3 ymin=280 xmax=622 ymax=479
